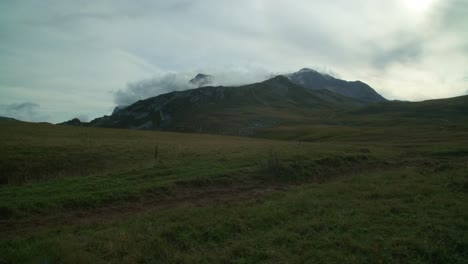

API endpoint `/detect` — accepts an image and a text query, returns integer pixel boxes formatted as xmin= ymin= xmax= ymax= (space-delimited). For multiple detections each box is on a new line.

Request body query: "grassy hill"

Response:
xmin=1 ymin=117 xmax=467 ymax=263
xmin=256 ymin=95 xmax=468 ymax=141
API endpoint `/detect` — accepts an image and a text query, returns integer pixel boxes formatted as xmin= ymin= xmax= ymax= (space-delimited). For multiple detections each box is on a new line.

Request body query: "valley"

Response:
xmin=1 ymin=102 xmax=467 ymax=263
xmin=2 ymin=1 xmax=467 ymax=262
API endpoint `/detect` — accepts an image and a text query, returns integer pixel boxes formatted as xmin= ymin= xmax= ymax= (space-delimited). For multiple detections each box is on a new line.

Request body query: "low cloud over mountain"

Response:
xmin=114 ymin=73 xmax=192 ymax=106
xmin=0 ymin=102 xmax=49 ymax=122
xmin=113 ymin=69 xmax=272 ymax=106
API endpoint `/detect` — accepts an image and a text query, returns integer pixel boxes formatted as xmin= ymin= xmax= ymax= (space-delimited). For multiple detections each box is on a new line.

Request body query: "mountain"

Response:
xmin=88 ymin=75 xmax=366 ymax=134
xmin=286 ymin=68 xmax=386 ymax=102
xmin=61 ymin=68 xmax=466 ymax=135
xmin=58 ymin=118 xmax=84 ymax=126
xmin=189 ymin=73 xmax=214 ymax=87
xmin=0 ymin=116 xmax=19 ymax=122
xmin=112 ymin=105 xmax=128 ymax=115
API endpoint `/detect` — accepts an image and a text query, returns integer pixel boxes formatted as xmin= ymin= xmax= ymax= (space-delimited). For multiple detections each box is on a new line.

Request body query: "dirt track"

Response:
xmin=0 ymin=181 xmax=289 ymax=237
xmin=1 ymin=161 xmax=401 ymax=237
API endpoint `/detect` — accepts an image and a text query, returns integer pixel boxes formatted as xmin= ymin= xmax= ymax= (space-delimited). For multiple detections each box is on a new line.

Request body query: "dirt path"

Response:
xmin=0 ymin=181 xmax=290 ymax=237
xmin=1 ymin=162 xmax=403 ymax=237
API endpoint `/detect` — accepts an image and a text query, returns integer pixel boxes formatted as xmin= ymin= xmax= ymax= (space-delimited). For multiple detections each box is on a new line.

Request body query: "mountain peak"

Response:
xmin=194 ymin=73 xmax=210 ymax=79
xmin=297 ymin=68 xmax=318 ymax=74
xmin=58 ymin=118 xmax=84 ymax=126
xmin=262 ymin=74 xmax=291 ymax=84
xmin=189 ymin=73 xmax=214 ymax=87
xmin=286 ymin=68 xmax=386 ymax=102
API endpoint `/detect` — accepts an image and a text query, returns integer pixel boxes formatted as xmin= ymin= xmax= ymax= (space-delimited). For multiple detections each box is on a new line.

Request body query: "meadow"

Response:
xmin=1 ymin=119 xmax=467 ymax=263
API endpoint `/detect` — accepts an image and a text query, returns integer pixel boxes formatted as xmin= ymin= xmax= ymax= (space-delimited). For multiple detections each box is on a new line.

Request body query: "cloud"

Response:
xmin=74 ymin=114 xmax=89 ymax=122
xmin=1 ymin=0 xmax=468 ymax=121
xmin=370 ymin=36 xmax=424 ymax=69
xmin=114 ymin=67 xmax=272 ymax=106
xmin=0 ymin=102 xmax=49 ymax=122
xmin=114 ymin=73 xmax=191 ymax=106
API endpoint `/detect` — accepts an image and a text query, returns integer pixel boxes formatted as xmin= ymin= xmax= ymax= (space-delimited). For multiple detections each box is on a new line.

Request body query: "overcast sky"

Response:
xmin=1 ymin=0 xmax=467 ymax=123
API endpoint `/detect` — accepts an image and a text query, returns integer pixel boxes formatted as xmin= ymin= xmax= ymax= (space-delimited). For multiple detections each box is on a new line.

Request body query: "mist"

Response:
xmin=0 ymin=102 xmax=49 ymax=122
xmin=114 ymin=68 xmax=273 ymax=106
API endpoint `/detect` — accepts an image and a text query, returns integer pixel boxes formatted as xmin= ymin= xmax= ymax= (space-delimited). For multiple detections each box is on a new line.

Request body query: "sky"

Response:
xmin=0 ymin=0 xmax=467 ymax=123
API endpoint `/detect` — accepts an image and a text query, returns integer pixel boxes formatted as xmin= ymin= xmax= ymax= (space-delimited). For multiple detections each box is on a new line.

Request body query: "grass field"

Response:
xmin=1 ymin=120 xmax=467 ymax=263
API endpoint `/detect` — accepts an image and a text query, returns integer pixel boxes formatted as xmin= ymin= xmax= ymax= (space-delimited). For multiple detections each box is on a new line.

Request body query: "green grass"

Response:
xmin=2 ymin=166 xmax=466 ymax=263
xmin=0 ymin=121 xmax=291 ymax=185
xmin=1 ymin=121 xmax=395 ymax=219
xmin=1 ymin=119 xmax=467 ymax=263
xmin=257 ymin=124 xmax=468 ymax=143
xmin=0 ymin=149 xmax=385 ymax=219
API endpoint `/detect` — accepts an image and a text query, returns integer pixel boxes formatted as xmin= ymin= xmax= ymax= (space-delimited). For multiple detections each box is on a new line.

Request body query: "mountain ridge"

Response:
xmin=58 ymin=68 xmax=467 ymax=135
xmin=85 ymin=75 xmax=366 ymax=134
xmin=286 ymin=68 xmax=387 ymax=102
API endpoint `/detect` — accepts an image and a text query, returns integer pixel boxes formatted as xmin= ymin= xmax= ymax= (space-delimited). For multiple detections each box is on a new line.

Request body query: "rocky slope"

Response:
xmin=286 ymin=68 xmax=386 ymax=102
